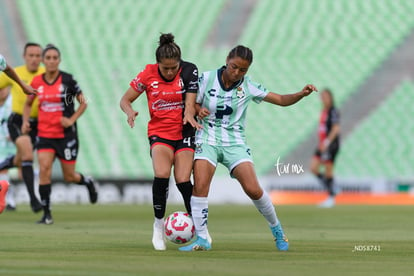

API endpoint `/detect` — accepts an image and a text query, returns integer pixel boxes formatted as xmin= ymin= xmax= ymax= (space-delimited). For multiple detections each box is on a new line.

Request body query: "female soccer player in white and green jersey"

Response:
xmin=179 ymin=45 xmax=317 ymax=251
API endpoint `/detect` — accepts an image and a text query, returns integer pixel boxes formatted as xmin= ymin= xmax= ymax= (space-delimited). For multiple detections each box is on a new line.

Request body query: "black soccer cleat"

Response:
xmin=85 ymin=177 xmax=98 ymax=204
xmin=37 ymin=213 xmax=53 ymax=225
xmin=31 ymin=199 xmax=43 ymax=213
xmin=6 ymin=204 xmax=16 ymax=211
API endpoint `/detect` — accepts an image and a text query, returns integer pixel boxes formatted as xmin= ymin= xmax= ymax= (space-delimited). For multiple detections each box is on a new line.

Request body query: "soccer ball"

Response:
xmin=164 ymin=211 xmax=195 ymax=244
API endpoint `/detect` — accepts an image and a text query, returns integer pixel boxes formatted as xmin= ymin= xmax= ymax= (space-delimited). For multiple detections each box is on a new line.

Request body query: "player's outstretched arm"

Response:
xmin=263 ymin=84 xmax=317 ymax=106
xmin=3 ymin=64 xmax=37 ymax=95
xmin=120 ymin=87 xmax=140 ymax=128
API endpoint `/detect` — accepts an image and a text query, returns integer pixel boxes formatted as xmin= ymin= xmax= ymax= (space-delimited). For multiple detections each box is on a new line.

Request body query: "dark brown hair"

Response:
xmin=227 ymin=45 xmax=253 ymax=64
xmin=155 ymin=33 xmax=181 ymax=62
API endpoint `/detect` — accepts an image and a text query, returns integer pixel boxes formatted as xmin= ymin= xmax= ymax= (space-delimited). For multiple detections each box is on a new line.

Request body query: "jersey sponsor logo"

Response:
xmin=192 ymin=69 xmax=198 ymax=76
xmin=66 ymin=138 xmax=77 ymax=148
xmin=152 ymin=99 xmax=184 ymax=111
xmin=162 ymin=90 xmax=185 ymax=95
xmin=40 ymin=101 xmax=64 ymax=112
xmin=207 ymin=104 xmax=232 ymax=128
xmin=215 ymin=104 xmax=233 ymax=119
xmin=207 ymin=89 xmax=232 ymax=99
xmin=188 ymin=80 xmax=198 ymax=90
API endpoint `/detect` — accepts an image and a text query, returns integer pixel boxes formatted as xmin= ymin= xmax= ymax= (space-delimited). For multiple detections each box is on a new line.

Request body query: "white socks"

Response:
xmin=191 ymin=196 xmax=209 ymax=239
xmin=252 ymin=191 xmax=279 ymax=227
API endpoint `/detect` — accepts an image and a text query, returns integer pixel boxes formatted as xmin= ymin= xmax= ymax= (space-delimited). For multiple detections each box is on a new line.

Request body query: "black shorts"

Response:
xmin=7 ymin=112 xmax=38 ymax=146
xmin=148 ymin=135 xmax=195 ymax=155
xmin=314 ymin=143 xmax=340 ymax=163
xmin=37 ymin=135 xmax=79 ymax=163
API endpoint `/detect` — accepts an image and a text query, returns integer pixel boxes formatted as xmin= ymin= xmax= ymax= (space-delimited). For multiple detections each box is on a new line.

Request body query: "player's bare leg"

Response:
xmin=60 ymin=161 xmax=98 ymax=204
xmin=233 ymin=162 xmax=288 ymax=251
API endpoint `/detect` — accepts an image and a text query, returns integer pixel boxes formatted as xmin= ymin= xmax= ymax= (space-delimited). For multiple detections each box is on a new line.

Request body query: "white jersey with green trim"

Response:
xmin=196 ymin=67 xmax=269 ymax=146
xmin=0 ymin=54 xmax=6 ymax=71
xmin=0 ymin=94 xmax=15 ymax=159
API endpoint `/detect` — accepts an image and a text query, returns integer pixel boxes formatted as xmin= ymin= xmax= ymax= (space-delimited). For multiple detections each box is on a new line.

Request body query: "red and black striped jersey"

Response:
xmin=30 ymin=71 xmax=81 ymax=138
xmin=130 ymin=61 xmax=198 ymax=140
xmin=318 ymin=107 xmax=340 ymax=146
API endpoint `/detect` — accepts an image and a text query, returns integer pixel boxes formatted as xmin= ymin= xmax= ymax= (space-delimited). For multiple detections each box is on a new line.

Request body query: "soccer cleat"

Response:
xmin=6 ymin=204 xmax=16 ymax=211
xmin=206 ymin=229 xmax=213 ymax=245
xmin=271 ymin=224 xmax=289 ymax=251
xmin=152 ymin=220 xmax=166 ymax=250
xmin=0 ymin=180 xmax=10 ymax=214
xmin=31 ymin=198 xmax=43 ymax=213
xmin=318 ymin=196 xmax=335 ymax=208
xmin=85 ymin=177 xmax=98 ymax=204
xmin=178 ymin=236 xmax=211 ymax=251
xmin=37 ymin=213 xmax=54 ymax=225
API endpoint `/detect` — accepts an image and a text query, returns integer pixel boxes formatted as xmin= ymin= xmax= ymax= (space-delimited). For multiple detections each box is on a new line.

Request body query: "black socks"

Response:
xmin=152 ymin=177 xmax=169 ymax=219
xmin=176 ymin=181 xmax=193 ymax=215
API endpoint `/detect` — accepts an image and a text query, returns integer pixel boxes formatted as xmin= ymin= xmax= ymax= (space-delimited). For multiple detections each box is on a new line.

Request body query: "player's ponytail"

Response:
xmin=227 ymin=45 xmax=253 ymax=65
xmin=156 ymin=33 xmax=181 ymax=62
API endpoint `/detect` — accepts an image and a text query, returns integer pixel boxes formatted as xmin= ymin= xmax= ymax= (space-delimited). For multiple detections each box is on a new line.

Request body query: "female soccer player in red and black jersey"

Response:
xmin=23 ymin=44 xmax=98 ymax=224
xmin=120 ymin=33 xmax=201 ymax=250
xmin=310 ymin=88 xmax=340 ymax=208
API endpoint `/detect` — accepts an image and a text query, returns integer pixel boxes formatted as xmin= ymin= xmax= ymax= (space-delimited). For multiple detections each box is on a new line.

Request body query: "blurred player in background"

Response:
xmin=179 ymin=45 xmax=317 ymax=251
xmin=0 ymin=43 xmax=44 ymax=212
xmin=310 ymin=88 xmax=340 ymax=208
xmin=120 ymin=33 xmax=201 ymax=250
xmin=0 ymin=53 xmax=37 ymax=214
xmin=0 ymin=77 xmax=16 ymax=210
xmin=23 ymin=44 xmax=98 ymax=224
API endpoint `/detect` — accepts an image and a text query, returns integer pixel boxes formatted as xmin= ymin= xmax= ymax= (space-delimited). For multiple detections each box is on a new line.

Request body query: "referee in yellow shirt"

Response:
xmin=0 ymin=43 xmax=44 ymax=212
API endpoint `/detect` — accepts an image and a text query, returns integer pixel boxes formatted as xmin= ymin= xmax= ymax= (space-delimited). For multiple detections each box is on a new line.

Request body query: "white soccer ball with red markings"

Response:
xmin=164 ymin=211 xmax=195 ymax=244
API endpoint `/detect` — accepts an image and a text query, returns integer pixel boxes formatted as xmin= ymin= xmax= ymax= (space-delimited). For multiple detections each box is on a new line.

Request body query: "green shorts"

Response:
xmin=194 ymin=143 xmax=253 ymax=174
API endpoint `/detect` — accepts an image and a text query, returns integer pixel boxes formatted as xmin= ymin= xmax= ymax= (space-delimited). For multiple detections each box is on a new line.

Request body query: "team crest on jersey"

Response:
xmin=236 ymin=86 xmax=245 ymax=98
xmin=178 ymin=78 xmax=184 ymax=89
xmin=37 ymin=85 xmax=44 ymax=93
xmin=59 ymin=84 xmax=66 ymax=93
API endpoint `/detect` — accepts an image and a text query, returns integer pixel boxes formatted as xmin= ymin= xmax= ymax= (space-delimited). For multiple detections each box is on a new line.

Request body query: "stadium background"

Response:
xmin=1 ymin=0 xmax=413 ymax=204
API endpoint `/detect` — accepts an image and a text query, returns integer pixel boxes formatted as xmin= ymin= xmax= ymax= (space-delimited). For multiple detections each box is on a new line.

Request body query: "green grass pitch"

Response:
xmin=1 ymin=204 xmax=413 ymax=276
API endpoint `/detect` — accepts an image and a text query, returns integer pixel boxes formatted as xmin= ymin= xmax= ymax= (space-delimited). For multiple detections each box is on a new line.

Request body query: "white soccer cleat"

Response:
xmin=318 ymin=196 xmax=335 ymax=208
xmin=206 ymin=229 xmax=213 ymax=245
xmin=152 ymin=219 xmax=166 ymax=250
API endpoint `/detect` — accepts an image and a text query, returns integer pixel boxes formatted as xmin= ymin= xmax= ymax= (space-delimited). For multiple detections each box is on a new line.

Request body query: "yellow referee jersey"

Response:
xmin=0 ymin=65 xmax=45 ymax=117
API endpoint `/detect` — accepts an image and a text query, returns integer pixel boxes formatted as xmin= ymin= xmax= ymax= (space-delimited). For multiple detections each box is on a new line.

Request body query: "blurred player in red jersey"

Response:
xmin=23 ymin=44 xmax=98 ymax=224
xmin=310 ymin=88 xmax=340 ymax=208
xmin=120 ymin=33 xmax=201 ymax=250
xmin=0 ymin=53 xmax=37 ymax=214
